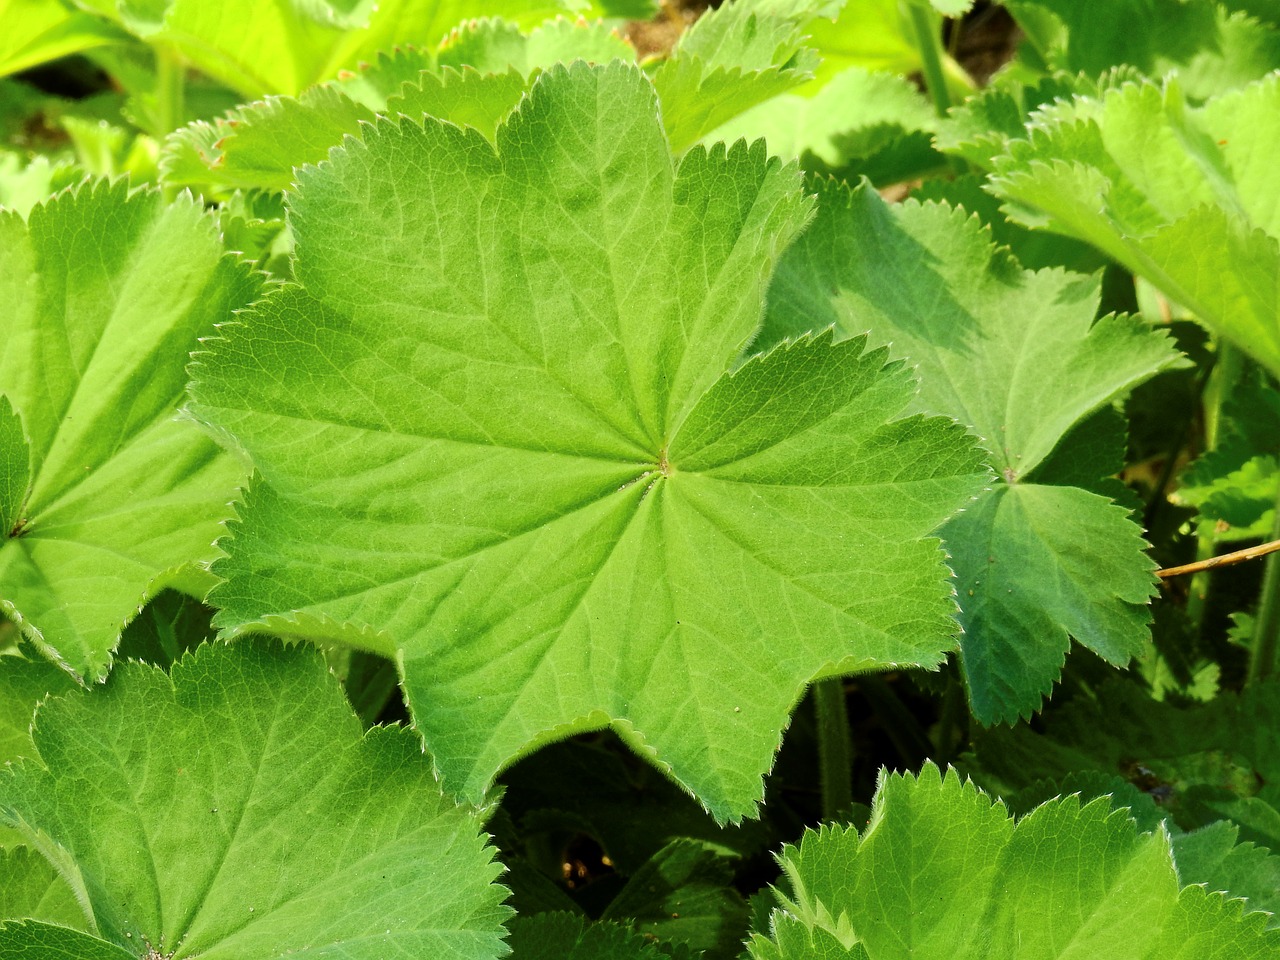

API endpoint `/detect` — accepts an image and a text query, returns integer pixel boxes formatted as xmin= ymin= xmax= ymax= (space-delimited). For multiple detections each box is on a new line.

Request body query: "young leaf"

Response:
xmin=763 ymin=179 xmax=1183 ymax=723
xmin=749 ymin=763 xmax=1280 ymax=959
xmin=189 ymin=62 xmax=989 ymax=821
xmin=0 ymin=640 xmax=510 ymax=959
xmin=989 ymin=74 xmax=1280 ymax=380
xmin=0 ymin=182 xmax=259 ymax=680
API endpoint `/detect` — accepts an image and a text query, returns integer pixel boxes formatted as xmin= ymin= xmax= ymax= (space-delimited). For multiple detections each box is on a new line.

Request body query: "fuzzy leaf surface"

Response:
xmin=0 ymin=183 xmax=257 ymax=679
xmin=190 ymin=63 xmax=989 ymax=820
xmin=0 ymin=654 xmax=76 ymax=766
xmin=764 ymin=180 xmax=1182 ymax=722
xmin=0 ymin=640 xmax=510 ymax=959
xmin=989 ymin=75 xmax=1280 ymax=379
xmin=749 ymin=763 xmax=1280 ymax=959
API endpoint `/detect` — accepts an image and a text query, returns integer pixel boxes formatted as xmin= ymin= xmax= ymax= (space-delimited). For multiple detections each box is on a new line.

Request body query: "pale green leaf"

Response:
xmin=1173 ymin=821 xmax=1280 ymax=929
xmin=436 ymin=16 xmax=633 ymax=74
xmin=0 ymin=395 xmax=28 ymax=539
xmin=0 ymin=640 xmax=510 ymax=959
xmin=652 ymin=0 xmax=835 ymax=153
xmin=0 ymin=0 xmax=126 ymax=78
xmin=0 ymin=155 xmax=79 ymax=218
xmin=508 ymin=913 xmax=666 ymax=960
xmin=989 ymin=74 xmax=1280 ymax=379
xmin=0 ymin=846 xmax=85 ymax=931
xmin=0 ymin=183 xmax=258 ymax=680
xmin=752 ymin=763 xmax=1280 ymax=959
xmin=763 ymin=180 xmax=1182 ymax=722
xmin=189 ymin=62 xmax=989 ymax=820
xmin=703 ymin=66 xmax=938 ymax=181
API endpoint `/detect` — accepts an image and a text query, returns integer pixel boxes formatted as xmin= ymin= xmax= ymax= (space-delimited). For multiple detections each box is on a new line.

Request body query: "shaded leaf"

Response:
xmin=508 ymin=912 xmax=666 ymax=960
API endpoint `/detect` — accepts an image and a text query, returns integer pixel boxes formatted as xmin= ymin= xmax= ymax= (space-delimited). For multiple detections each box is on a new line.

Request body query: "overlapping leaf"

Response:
xmin=0 ymin=182 xmax=259 ymax=679
xmin=189 ymin=62 xmax=989 ymax=820
xmin=0 ymin=640 xmax=510 ymax=959
xmin=989 ymin=73 xmax=1280 ymax=379
xmin=763 ymin=179 xmax=1184 ymax=723
xmin=508 ymin=913 xmax=666 ymax=960
xmin=747 ymin=764 xmax=1280 ymax=959
xmin=0 ymin=0 xmax=126 ymax=79
xmin=161 ymin=17 xmax=631 ymax=194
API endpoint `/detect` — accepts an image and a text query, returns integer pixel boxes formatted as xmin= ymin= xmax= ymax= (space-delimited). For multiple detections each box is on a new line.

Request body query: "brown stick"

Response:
xmin=1157 ymin=539 xmax=1280 ymax=579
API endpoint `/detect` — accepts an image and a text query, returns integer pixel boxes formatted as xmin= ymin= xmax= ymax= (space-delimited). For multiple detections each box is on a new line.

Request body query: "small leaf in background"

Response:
xmin=705 ymin=66 xmax=942 ymax=186
xmin=0 ymin=0 xmax=127 ymax=79
xmin=601 ymin=839 xmax=749 ymax=957
xmin=764 ymin=179 xmax=1184 ymax=723
xmin=652 ymin=0 xmax=838 ymax=153
xmin=748 ymin=763 xmax=1280 ymax=959
xmin=0 ymin=640 xmax=510 ymax=959
xmin=190 ymin=62 xmax=989 ymax=821
xmin=0 ymin=182 xmax=260 ymax=680
xmin=1174 ymin=368 xmax=1280 ymax=541
xmin=989 ymin=73 xmax=1280 ymax=380
xmin=507 ymin=912 xmax=666 ymax=960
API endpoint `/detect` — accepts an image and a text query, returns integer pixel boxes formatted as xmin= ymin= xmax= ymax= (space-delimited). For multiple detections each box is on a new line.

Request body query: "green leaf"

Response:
xmin=0 ymin=182 xmax=259 ymax=680
xmin=763 ymin=179 xmax=1182 ymax=722
xmin=0 ymin=395 xmax=29 ymax=539
xmin=652 ymin=0 xmax=835 ymax=153
xmin=0 ymin=921 xmax=136 ymax=960
xmin=161 ymin=17 xmax=625 ymax=194
xmin=190 ymin=62 xmax=989 ymax=820
xmin=989 ymin=74 xmax=1280 ymax=379
xmin=0 ymin=0 xmax=126 ymax=78
xmin=0 ymin=654 xmax=76 ymax=767
xmin=750 ymin=763 xmax=1280 ymax=959
xmin=704 ymin=66 xmax=939 ymax=182
xmin=508 ymin=912 xmax=666 ymax=960
xmin=0 ymin=846 xmax=85 ymax=931
xmin=1002 ymin=0 xmax=1280 ymax=100
xmin=1173 ymin=821 xmax=1280 ymax=929
xmin=600 ymin=839 xmax=748 ymax=956
xmin=0 ymin=640 xmax=510 ymax=959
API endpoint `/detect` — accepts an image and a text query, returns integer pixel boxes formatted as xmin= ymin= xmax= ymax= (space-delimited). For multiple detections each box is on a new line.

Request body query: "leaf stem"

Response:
xmin=1157 ymin=539 xmax=1280 ymax=579
xmin=814 ymin=677 xmax=853 ymax=822
xmin=905 ymin=1 xmax=951 ymax=116
xmin=1247 ymin=490 xmax=1280 ymax=685
xmin=154 ymin=43 xmax=186 ymax=137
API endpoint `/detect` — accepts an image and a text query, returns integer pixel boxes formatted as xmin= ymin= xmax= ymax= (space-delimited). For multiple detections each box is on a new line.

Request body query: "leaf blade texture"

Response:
xmin=0 ymin=640 xmax=510 ymax=960
xmin=0 ymin=183 xmax=259 ymax=679
xmin=190 ymin=62 xmax=989 ymax=820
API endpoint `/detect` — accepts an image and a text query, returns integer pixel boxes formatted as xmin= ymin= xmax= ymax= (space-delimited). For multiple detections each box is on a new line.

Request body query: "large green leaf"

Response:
xmin=0 ymin=0 xmax=126 ymax=78
xmin=989 ymin=74 xmax=1280 ymax=379
xmin=189 ymin=62 xmax=989 ymax=821
xmin=0 ymin=846 xmax=84 ymax=931
xmin=0 ymin=640 xmax=510 ymax=959
xmin=0 ymin=182 xmax=258 ymax=680
xmin=763 ymin=179 xmax=1183 ymax=723
xmin=747 ymin=763 xmax=1280 ymax=959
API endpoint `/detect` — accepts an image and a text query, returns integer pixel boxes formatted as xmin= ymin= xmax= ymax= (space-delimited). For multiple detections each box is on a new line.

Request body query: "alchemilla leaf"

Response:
xmin=748 ymin=764 xmax=1280 ymax=959
xmin=989 ymin=73 xmax=1280 ymax=380
xmin=764 ymin=179 xmax=1183 ymax=723
xmin=0 ymin=640 xmax=510 ymax=959
xmin=190 ymin=62 xmax=989 ymax=820
xmin=0 ymin=182 xmax=259 ymax=680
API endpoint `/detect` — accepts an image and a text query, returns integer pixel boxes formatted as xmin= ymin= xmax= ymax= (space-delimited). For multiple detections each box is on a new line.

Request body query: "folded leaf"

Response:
xmin=0 ymin=182 xmax=259 ymax=679
xmin=0 ymin=640 xmax=510 ymax=959
xmin=190 ymin=62 xmax=989 ymax=820
xmin=764 ymin=179 xmax=1183 ymax=722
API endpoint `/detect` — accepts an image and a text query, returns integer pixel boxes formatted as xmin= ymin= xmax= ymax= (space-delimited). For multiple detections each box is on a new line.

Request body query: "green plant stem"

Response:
xmin=154 ymin=44 xmax=186 ymax=137
xmin=814 ymin=677 xmax=852 ymax=822
xmin=932 ymin=672 xmax=966 ymax=764
xmin=1247 ymin=486 xmax=1280 ymax=685
xmin=905 ymin=1 xmax=951 ymax=116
